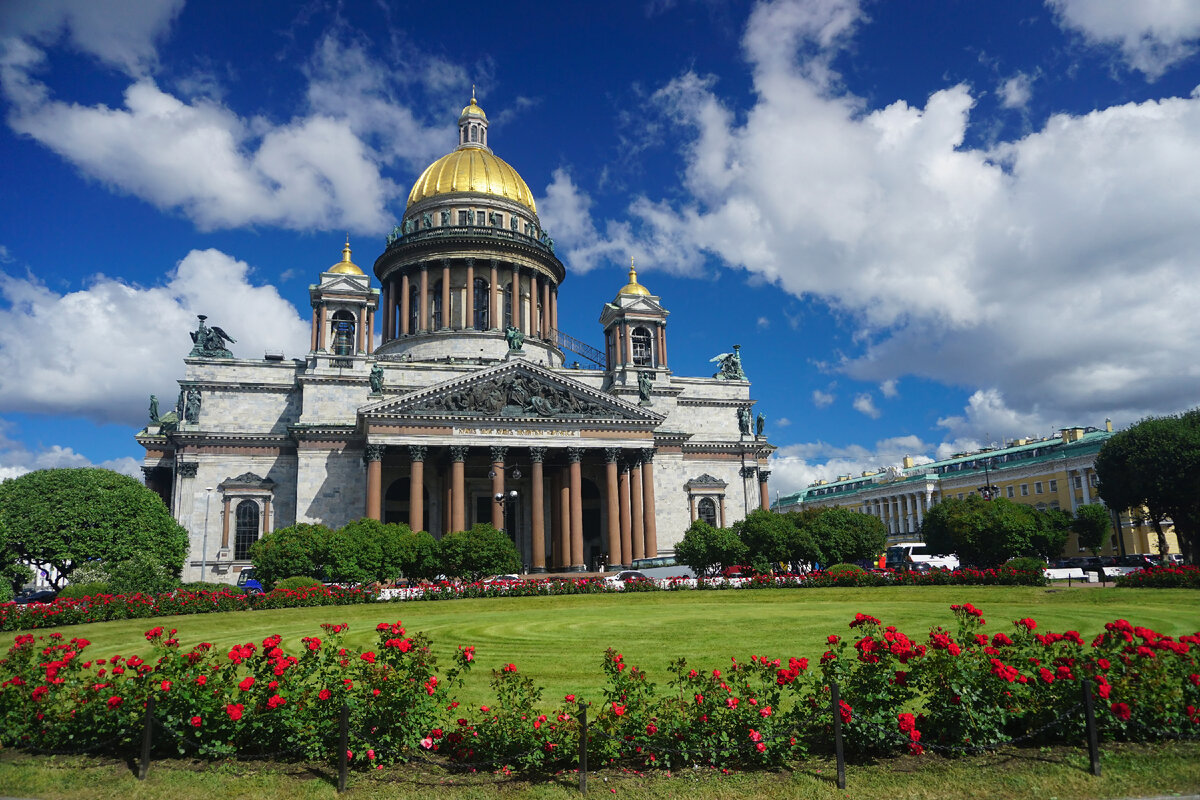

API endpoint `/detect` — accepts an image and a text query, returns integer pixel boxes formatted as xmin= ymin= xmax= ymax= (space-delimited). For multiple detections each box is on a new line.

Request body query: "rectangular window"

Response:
xmin=1035 ymin=482 xmax=1043 ymax=494
xmin=458 ymin=210 xmax=468 ymax=225
xmin=1074 ymin=476 xmax=1082 ymax=489
xmin=1091 ymin=475 xmax=1099 ymax=486
xmin=957 ymin=493 xmax=964 ymax=500
xmin=1021 ymin=484 xmax=1029 ymax=496
xmin=492 ymin=213 xmax=503 ymax=227
xmin=1049 ymin=479 xmax=1058 ymax=492
xmin=1006 ymin=486 xmax=1015 ymax=498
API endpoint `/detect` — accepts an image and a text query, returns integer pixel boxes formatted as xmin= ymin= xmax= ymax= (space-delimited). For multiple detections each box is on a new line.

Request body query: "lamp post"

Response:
xmin=978 ymin=458 xmax=999 ymax=501
xmin=201 ymin=487 xmax=213 ymax=579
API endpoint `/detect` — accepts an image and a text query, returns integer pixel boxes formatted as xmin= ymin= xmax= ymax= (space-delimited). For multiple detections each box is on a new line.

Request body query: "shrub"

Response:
xmin=826 ymin=563 xmax=865 ymax=575
xmin=1005 ymin=556 xmax=1047 ymax=574
xmin=58 ymin=582 xmax=112 ymax=599
xmin=273 ymin=576 xmax=324 ymax=592
xmin=1116 ymin=564 xmax=1200 ymax=589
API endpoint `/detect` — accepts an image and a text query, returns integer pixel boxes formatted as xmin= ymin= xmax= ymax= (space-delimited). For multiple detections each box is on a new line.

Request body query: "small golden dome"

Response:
xmin=407 ymin=147 xmax=537 ymax=213
xmin=328 ymin=238 xmax=364 ymax=275
xmin=459 ymin=96 xmax=488 ymax=123
xmin=617 ymin=258 xmax=651 ymax=298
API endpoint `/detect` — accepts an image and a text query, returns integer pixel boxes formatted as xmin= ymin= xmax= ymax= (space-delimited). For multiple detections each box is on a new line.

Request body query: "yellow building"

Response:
xmin=773 ymin=424 xmax=1178 ymax=558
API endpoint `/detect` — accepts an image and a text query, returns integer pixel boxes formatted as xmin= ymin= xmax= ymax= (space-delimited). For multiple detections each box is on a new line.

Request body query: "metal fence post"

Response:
xmin=578 ymin=701 xmax=588 ymax=794
xmin=830 ymin=680 xmax=846 ymax=790
xmin=1082 ymin=678 xmax=1101 ymax=776
xmin=338 ymin=702 xmax=350 ymax=792
xmin=138 ymin=693 xmax=155 ymax=780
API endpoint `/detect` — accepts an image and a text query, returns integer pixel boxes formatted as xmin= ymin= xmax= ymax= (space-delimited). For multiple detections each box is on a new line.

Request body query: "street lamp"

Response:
xmin=201 ymin=487 xmax=213 ymax=579
xmin=978 ymin=458 xmax=999 ymax=501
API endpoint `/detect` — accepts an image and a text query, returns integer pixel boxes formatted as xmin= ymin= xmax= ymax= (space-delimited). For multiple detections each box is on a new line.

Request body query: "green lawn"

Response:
xmin=4 ymin=585 xmax=1199 ymax=708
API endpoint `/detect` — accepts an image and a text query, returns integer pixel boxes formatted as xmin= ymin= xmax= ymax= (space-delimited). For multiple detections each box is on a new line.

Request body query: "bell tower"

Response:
xmin=600 ymin=259 xmax=670 ymax=392
xmin=309 ymin=239 xmax=379 ymax=358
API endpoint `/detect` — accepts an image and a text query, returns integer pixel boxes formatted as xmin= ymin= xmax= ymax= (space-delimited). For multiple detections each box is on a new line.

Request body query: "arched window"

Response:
xmin=473 ymin=277 xmax=490 ymax=330
xmin=698 ymin=497 xmax=717 ymax=527
xmin=331 ymin=310 xmax=355 ymax=356
xmin=431 ymin=280 xmax=443 ymax=329
xmin=408 ymin=284 xmax=419 ymax=333
xmin=632 ymin=327 xmax=652 ymax=366
xmin=470 ymin=125 xmax=478 ymax=143
xmin=234 ymin=500 xmax=260 ymax=560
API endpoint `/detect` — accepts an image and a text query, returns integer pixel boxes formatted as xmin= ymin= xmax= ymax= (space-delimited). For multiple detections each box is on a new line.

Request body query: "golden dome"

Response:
xmin=459 ymin=96 xmax=488 ymax=123
xmin=407 ymin=147 xmax=537 ymax=213
xmin=328 ymin=239 xmax=364 ymax=275
xmin=617 ymin=259 xmax=651 ymax=298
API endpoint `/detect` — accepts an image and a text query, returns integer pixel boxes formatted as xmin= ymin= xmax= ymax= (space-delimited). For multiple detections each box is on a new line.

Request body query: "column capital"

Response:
xmin=140 ymin=466 xmax=156 ymax=479
xmin=408 ymin=445 xmax=427 ymax=463
xmin=567 ymin=447 xmax=584 ymax=464
xmin=530 ymin=446 xmax=547 ymax=463
xmin=490 ymin=445 xmax=508 ymax=464
xmin=641 ymin=447 xmax=657 ymax=464
xmin=364 ymin=444 xmax=386 ymax=463
xmin=739 ymin=465 xmax=758 ymax=479
xmin=603 ymin=447 xmax=620 ymax=463
xmin=449 ymin=445 xmax=469 ymax=462
xmin=465 ymin=256 xmax=475 ymax=267
xmin=759 ymin=469 xmax=771 ymax=482
xmin=177 ymin=462 xmax=198 ymax=477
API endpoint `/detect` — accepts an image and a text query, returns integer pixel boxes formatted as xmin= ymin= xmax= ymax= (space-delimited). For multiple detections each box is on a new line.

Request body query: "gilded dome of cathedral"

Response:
xmin=328 ymin=239 xmax=364 ymax=275
xmin=616 ymin=260 xmax=651 ymax=298
xmin=406 ymin=95 xmax=537 ymax=214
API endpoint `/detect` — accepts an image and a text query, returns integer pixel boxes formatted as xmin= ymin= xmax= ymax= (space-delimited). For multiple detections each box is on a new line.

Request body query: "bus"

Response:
xmin=884 ymin=542 xmax=959 ymax=571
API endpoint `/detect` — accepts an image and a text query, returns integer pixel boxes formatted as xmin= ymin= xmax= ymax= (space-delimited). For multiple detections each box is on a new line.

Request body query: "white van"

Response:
xmin=885 ymin=542 xmax=959 ymax=571
xmin=629 ymin=556 xmax=697 ymax=584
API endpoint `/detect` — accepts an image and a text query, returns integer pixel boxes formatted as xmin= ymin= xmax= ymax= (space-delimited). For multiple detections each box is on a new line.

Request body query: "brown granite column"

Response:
xmin=490 ymin=446 xmax=507 ymax=529
xmin=529 ymin=272 xmax=539 ymax=337
xmin=511 ymin=264 xmax=521 ymax=331
xmin=221 ymin=496 xmax=231 ymax=548
xmin=689 ymin=493 xmax=696 ymax=522
xmin=558 ymin=468 xmax=571 ymax=569
xmin=316 ymin=305 xmax=326 ymax=351
xmin=262 ymin=497 xmax=271 ymax=535
xmin=408 ymin=445 xmax=426 ymax=531
xmin=551 ymin=288 xmax=558 ymax=334
xmin=759 ymin=469 xmax=771 ymax=511
xmin=366 ymin=307 xmax=374 ymax=352
xmin=657 ymin=325 xmax=667 ymax=368
xmin=379 ymin=282 xmax=389 ymax=343
xmin=541 ymin=280 xmax=551 ymax=339
xmin=365 ymin=444 xmax=384 ymax=521
xmin=530 ymin=447 xmax=547 ymax=572
xmin=641 ymin=448 xmax=658 ymax=559
xmin=719 ymin=495 xmax=726 ymax=528
xmin=441 ymin=260 xmax=451 ymax=329
xmin=465 ymin=258 xmax=475 ymax=330
xmin=400 ymin=273 xmax=410 ymax=335
xmin=624 ymin=323 xmax=633 ymax=367
xmin=490 ymin=260 xmax=499 ymax=330
xmin=568 ymin=447 xmax=584 ymax=570
xmin=450 ymin=446 xmax=467 ymax=533
xmin=419 ymin=265 xmax=429 ymax=333
xmin=618 ymin=462 xmax=632 ymax=567
xmin=630 ymin=454 xmax=645 ymax=561
xmin=604 ymin=448 xmax=622 ymax=569
xmin=310 ymin=305 xmax=320 ymax=351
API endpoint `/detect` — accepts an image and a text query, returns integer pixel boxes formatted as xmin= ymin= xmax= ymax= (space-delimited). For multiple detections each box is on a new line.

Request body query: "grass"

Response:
xmin=2 ymin=741 xmax=1200 ymax=799
xmin=3 ymin=585 xmax=1199 ymax=708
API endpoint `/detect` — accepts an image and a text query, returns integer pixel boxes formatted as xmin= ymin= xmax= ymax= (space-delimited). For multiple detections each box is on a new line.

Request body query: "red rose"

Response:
xmin=226 ymin=703 xmax=244 ymax=721
xmin=106 ymin=696 xmax=123 ymax=710
xmin=239 ymin=676 xmax=255 ymax=691
xmin=190 ymin=715 xmax=202 ymax=727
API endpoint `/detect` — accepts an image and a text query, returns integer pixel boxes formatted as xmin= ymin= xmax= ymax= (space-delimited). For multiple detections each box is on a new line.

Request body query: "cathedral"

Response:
xmin=138 ymin=96 xmax=774 ymax=582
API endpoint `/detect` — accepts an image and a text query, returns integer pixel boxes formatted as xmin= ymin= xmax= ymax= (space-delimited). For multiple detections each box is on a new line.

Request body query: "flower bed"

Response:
xmin=1 ymin=605 xmax=1196 ymax=776
xmin=1116 ymin=565 xmax=1200 ymax=589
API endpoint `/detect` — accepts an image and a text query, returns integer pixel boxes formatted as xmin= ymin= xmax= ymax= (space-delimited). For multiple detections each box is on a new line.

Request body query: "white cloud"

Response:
xmin=812 ymin=389 xmax=835 ymax=408
xmin=852 ymin=392 xmax=881 ymax=419
xmin=537 ymin=168 xmax=637 ymax=274
xmin=879 ymin=378 xmax=898 ymax=398
xmin=0 ymin=249 xmax=310 ymax=426
xmin=567 ymin=0 xmax=1200 ymax=438
xmin=1048 ymin=0 xmax=1200 ymax=79
xmin=935 ymin=388 xmax=1056 ymax=445
xmin=775 ymin=416 xmax=792 ymax=427
xmin=999 ymin=72 xmax=1033 ymax=109
xmin=756 ymin=316 xmax=770 ymax=329
xmin=0 ymin=0 xmax=183 ymax=76
xmin=769 ymin=434 xmax=930 ymax=497
xmin=0 ymin=421 xmax=139 ymax=481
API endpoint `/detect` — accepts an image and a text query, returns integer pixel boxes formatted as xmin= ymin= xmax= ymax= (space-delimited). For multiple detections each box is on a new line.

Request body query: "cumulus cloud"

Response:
xmin=1048 ymin=0 xmax=1200 ymax=79
xmin=879 ymin=379 xmax=898 ymax=399
xmin=852 ymin=393 xmax=881 ymax=419
xmin=769 ymin=434 xmax=931 ymax=497
xmin=571 ymin=0 xmax=1200 ymax=443
xmin=0 ymin=20 xmax=465 ymax=234
xmin=0 ymin=0 xmax=183 ymax=76
xmin=537 ymin=169 xmax=637 ymax=274
xmin=812 ymin=389 xmax=835 ymax=408
xmin=998 ymin=72 xmax=1033 ymax=109
xmin=0 ymin=249 xmax=309 ymax=427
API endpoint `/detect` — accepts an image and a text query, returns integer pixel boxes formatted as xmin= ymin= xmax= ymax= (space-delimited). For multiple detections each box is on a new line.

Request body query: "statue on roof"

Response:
xmin=148 ymin=394 xmax=159 ymax=423
xmin=756 ymin=412 xmax=765 ymax=437
xmin=189 ymin=315 xmax=235 ymax=358
xmin=737 ymin=406 xmax=751 ymax=436
xmin=710 ymin=344 xmax=746 ymax=381
xmin=184 ymin=388 xmax=201 ymax=423
xmin=369 ymin=364 xmax=384 ymax=394
xmin=637 ymin=371 xmax=652 ymax=406
xmin=505 ymin=325 xmax=524 ymax=352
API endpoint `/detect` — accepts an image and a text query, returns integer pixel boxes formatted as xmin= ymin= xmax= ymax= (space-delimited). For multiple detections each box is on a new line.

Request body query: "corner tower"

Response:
xmin=309 ymin=239 xmax=379 ymax=359
xmin=600 ymin=259 xmax=670 ymax=391
xmin=373 ymin=95 xmax=566 ymax=366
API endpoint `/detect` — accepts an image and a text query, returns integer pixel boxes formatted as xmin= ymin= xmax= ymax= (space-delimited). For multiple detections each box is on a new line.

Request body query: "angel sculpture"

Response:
xmin=709 ymin=344 xmax=746 ymax=381
xmin=189 ymin=315 xmax=236 ymax=358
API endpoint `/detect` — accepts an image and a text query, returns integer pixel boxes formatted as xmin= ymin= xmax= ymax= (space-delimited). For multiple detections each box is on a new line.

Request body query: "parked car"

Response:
xmin=13 ymin=588 xmax=58 ymax=605
xmin=604 ymin=570 xmax=650 ymax=589
xmin=481 ymin=574 xmax=521 ymax=585
xmin=1115 ymin=554 xmax=1157 ymax=569
xmin=885 ymin=542 xmax=959 ymax=571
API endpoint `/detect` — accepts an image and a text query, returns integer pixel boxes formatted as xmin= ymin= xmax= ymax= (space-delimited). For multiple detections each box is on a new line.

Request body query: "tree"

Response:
xmin=1072 ymin=504 xmax=1112 ymax=556
xmin=435 ymin=523 xmax=521 ymax=582
xmin=249 ymin=523 xmax=333 ymax=587
xmin=394 ymin=528 xmax=439 ymax=582
xmin=0 ymin=468 xmax=188 ymax=590
xmin=335 ymin=519 xmax=411 ymax=584
xmin=920 ymin=496 xmax=1042 ymax=567
xmin=1029 ymin=508 xmax=1071 ymax=563
xmin=1095 ymin=411 xmax=1200 ymax=564
xmin=733 ymin=509 xmax=798 ymax=574
xmin=802 ymin=507 xmax=887 ymax=566
xmin=674 ymin=519 xmax=748 ymax=577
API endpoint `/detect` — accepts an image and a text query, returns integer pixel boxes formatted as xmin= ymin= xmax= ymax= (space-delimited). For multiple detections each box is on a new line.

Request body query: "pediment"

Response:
xmin=317 ymin=273 xmax=371 ymax=294
xmin=362 ymin=361 xmax=661 ymax=424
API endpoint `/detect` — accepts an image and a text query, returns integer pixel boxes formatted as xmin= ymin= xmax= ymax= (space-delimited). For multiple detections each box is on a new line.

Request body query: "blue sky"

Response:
xmin=1 ymin=0 xmax=1199 ymax=498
